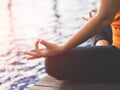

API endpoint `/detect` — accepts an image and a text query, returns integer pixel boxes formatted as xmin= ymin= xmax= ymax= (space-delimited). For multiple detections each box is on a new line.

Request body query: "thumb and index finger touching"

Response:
xmin=82 ymin=9 xmax=97 ymax=21
xmin=35 ymin=39 xmax=55 ymax=57
xmin=35 ymin=39 xmax=53 ymax=53
xmin=35 ymin=39 xmax=53 ymax=49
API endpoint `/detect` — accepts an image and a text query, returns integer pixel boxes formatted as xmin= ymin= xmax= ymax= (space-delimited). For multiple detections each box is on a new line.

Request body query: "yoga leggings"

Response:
xmin=45 ymin=26 xmax=120 ymax=82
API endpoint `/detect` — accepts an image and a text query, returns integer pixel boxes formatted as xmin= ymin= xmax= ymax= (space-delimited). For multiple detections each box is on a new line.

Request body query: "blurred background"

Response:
xmin=0 ymin=0 xmax=98 ymax=90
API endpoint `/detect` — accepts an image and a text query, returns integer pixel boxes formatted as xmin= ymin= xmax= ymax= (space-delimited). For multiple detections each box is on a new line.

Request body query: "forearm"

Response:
xmin=63 ymin=15 xmax=113 ymax=52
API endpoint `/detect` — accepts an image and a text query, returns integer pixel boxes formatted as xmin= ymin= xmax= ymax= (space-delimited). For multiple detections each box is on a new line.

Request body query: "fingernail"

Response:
xmin=39 ymin=40 xmax=43 ymax=43
xmin=37 ymin=39 xmax=42 ymax=42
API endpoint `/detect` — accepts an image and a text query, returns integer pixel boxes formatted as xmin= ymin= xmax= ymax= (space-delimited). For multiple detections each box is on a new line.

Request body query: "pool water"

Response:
xmin=0 ymin=0 xmax=98 ymax=90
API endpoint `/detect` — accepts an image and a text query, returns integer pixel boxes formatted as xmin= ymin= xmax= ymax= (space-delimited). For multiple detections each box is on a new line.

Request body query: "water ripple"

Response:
xmin=0 ymin=0 xmax=97 ymax=90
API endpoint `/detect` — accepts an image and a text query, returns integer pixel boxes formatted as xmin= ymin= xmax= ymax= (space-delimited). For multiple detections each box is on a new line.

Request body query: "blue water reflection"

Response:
xmin=0 ymin=0 xmax=98 ymax=90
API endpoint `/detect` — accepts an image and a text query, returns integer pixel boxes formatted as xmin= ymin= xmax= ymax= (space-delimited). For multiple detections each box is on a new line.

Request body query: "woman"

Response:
xmin=24 ymin=0 xmax=120 ymax=82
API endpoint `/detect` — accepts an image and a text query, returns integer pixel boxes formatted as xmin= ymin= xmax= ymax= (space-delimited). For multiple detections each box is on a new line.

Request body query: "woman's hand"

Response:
xmin=24 ymin=39 xmax=64 ymax=60
xmin=82 ymin=9 xmax=97 ymax=21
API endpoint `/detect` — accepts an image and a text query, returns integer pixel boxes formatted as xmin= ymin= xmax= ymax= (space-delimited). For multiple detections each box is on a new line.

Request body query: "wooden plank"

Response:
xmin=35 ymin=75 xmax=63 ymax=87
xmin=28 ymin=75 xmax=120 ymax=90
xmin=28 ymin=85 xmax=58 ymax=90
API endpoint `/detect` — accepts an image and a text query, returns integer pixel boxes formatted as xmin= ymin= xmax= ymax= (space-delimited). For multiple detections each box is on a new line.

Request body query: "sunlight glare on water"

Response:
xmin=0 ymin=0 xmax=98 ymax=90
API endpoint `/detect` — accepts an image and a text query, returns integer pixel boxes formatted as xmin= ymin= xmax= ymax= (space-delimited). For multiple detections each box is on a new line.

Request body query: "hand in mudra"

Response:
xmin=24 ymin=39 xmax=64 ymax=60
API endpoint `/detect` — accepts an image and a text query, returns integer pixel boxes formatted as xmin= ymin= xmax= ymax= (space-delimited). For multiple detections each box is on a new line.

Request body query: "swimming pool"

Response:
xmin=0 ymin=0 xmax=97 ymax=90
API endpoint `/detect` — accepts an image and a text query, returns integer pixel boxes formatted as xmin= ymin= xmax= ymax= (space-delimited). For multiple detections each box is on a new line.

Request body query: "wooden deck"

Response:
xmin=28 ymin=75 xmax=120 ymax=90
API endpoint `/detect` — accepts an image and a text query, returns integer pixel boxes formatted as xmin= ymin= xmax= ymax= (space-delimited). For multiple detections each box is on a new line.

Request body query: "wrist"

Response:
xmin=58 ymin=44 xmax=67 ymax=54
xmin=59 ymin=44 xmax=70 ymax=53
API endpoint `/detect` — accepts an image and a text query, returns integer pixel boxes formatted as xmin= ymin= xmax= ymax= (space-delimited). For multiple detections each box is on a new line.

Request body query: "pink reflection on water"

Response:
xmin=8 ymin=0 xmax=14 ymax=32
xmin=0 ymin=0 xmax=15 ymax=57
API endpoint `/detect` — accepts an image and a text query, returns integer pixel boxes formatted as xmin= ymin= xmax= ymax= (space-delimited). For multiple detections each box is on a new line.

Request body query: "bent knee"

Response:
xmin=45 ymin=57 xmax=67 ymax=80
